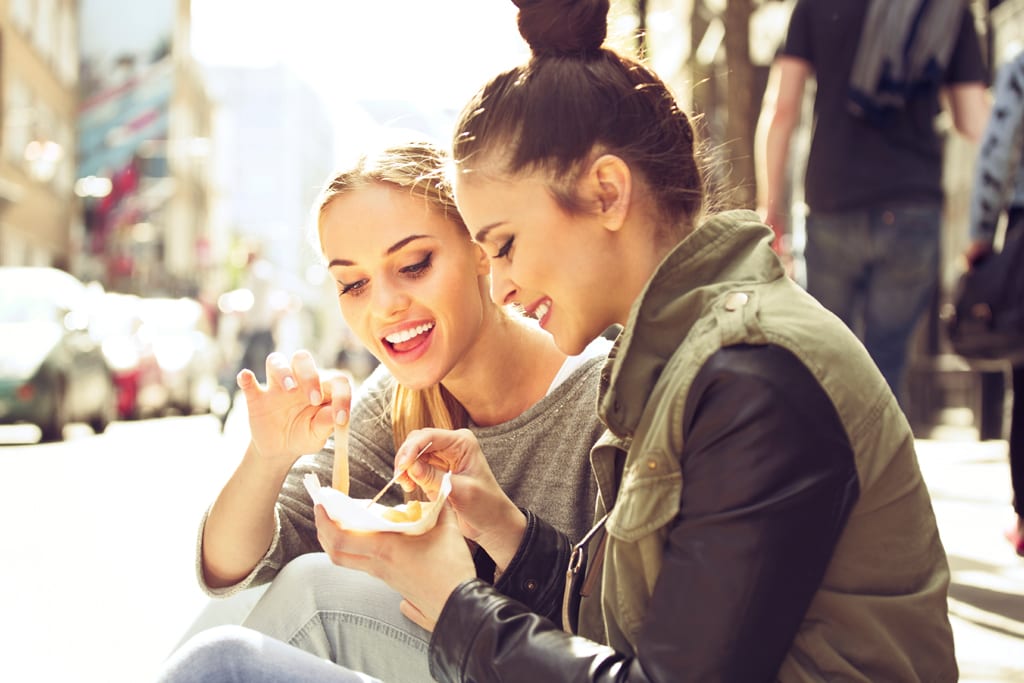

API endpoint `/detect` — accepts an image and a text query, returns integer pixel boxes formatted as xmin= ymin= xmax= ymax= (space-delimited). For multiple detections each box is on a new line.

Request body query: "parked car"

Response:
xmin=0 ymin=267 xmax=117 ymax=441
xmin=136 ymin=296 xmax=224 ymax=416
xmin=92 ymin=292 xmax=167 ymax=420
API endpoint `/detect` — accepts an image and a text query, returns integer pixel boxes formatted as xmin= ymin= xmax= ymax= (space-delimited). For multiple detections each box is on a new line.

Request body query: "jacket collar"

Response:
xmin=599 ymin=210 xmax=782 ymax=436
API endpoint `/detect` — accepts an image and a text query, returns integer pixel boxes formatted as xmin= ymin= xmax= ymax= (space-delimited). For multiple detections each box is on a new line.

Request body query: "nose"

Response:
xmin=372 ymin=277 xmax=411 ymax=318
xmin=489 ymin=261 xmax=519 ymax=307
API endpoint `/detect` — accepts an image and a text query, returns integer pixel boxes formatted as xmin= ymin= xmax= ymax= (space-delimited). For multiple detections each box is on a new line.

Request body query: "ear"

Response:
xmin=583 ymin=154 xmax=631 ymax=232
xmin=472 ymin=240 xmax=490 ymax=276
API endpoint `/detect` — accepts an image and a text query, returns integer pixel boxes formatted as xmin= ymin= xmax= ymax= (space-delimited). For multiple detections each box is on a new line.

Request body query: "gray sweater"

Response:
xmin=198 ymin=339 xmax=611 ymax=597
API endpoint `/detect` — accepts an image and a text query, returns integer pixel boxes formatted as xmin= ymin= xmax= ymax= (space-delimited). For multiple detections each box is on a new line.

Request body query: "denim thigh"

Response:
xmin=860 ymin=203 xmax=941 ymax=352
xmin=804 ymin=210 xmax=871 ymax=328
xmin=158 ymin=625 xmax=381 ymax=683
xmin=805 ymin=203 xmax=940 ymax=396
xmin=243 ymin=553 xmax=432 ymax=683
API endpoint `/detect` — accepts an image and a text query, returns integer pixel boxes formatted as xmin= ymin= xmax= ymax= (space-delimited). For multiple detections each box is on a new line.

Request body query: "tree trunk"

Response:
xmin=723 ymin=0 xmax=756 ymax=208
xmin=633 ymin=0 xmax=649 ymax=58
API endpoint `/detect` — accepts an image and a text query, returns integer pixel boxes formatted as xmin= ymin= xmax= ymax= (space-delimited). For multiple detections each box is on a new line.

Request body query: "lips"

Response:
xmin=524 ymin=298 xmax=552 ymax=327
xmin=383 ymin=322 xmax=435 ymax=354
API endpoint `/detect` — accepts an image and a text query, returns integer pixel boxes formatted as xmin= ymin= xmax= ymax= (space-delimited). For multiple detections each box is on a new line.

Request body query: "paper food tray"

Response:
xmin=303 ymin=470 xmax=452 ymax=535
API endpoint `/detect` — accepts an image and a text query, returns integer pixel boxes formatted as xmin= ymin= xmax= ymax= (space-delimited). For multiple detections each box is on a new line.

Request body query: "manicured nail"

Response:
xmin=335 ymin=409 xmax=348 ymax=426
xmin=310 ymin=390 xmax=322 ymax=405
xmin=283 ymin=376 xmax=297 ymax=391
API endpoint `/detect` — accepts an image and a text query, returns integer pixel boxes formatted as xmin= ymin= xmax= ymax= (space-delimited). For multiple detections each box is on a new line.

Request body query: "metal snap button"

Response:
xmin=724 ymin=292 xmax=749 ymax=311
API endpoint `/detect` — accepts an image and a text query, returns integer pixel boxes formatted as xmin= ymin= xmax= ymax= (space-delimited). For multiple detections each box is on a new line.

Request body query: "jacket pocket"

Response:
xmin=605 ymin=451 xmax=682 ymax=543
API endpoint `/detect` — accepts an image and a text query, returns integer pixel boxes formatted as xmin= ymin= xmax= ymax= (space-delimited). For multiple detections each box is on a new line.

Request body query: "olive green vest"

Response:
xmin=576 ymin=211 xmax=956 ymax=682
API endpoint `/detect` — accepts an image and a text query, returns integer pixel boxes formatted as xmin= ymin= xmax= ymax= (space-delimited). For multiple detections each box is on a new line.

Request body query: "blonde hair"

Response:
xmin=315 ymin=141 xmax=472 ymax=449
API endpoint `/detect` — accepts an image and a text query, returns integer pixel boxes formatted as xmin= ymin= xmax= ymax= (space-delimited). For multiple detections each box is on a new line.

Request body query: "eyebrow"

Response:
xmin=473 ymin=221 xmax=507 ymax=244
xmin=327 ymin=234 xmax=430 ymax=268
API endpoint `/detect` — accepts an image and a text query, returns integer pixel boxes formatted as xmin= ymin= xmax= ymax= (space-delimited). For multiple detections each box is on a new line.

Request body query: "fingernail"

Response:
xmin=283 ymin=376 xmax=297 ymax=390
xmin=310 ymin=390 xmax=322 ymax=405
xmin=335 ymin=409 xmax=348 ymax=426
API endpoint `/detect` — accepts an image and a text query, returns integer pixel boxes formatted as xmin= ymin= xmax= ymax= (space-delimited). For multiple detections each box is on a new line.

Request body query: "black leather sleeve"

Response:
xmin=428 ymin=344 xmax=860 ymax=683
xmin=492 ymin=508 xmax=572 ymax=621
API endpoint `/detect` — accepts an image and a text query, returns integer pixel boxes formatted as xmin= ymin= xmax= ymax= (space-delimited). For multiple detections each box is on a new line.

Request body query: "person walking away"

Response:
xmin=967 ymin=49 xmax=1024 ymax=556
xmin=238 ymin=250 xmax=283 ymax=382
xmin=756 ymin=0 xmax=989 ymax=405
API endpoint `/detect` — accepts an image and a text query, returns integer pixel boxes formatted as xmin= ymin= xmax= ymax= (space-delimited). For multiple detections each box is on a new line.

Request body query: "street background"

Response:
xmin=0 ymin=406 xmax=1021 ymax=683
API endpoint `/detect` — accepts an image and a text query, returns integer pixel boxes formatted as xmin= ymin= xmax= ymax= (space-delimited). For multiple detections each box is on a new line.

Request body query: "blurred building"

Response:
xmin=202 ymin=63 xmax=334 ymax=283
xmin=0 ymin=0 xmax=79 ymax=268
xmin=200 ymin=63 xmax=335 ymax=356
xmin=76 ymin=0 xmax=214 ymax=297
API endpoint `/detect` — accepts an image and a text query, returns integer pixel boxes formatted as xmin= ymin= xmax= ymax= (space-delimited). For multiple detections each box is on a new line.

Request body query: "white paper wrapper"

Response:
xmin=304 ymin=470 xmax=452 ymax=535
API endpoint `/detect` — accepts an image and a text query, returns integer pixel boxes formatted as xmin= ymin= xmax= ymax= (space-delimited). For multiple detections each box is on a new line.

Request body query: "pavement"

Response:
xmin=915 ymin=421 xmax=1024 ymax=682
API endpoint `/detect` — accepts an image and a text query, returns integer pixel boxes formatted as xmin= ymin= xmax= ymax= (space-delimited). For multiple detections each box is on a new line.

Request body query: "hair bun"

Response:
xmin=513 ymin=0 xmax=609 ymax=57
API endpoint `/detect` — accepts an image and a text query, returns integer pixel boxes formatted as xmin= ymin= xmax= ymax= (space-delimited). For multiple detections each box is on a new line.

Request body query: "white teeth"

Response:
xmin=534 ymin=302 xmax=550 ymax=320
xmin=385 ymin=322 xmax=434 ymax=344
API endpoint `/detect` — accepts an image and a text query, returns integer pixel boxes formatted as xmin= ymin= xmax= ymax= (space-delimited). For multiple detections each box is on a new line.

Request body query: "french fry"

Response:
xmin=331 ymin=424 xmax=350 ymax=494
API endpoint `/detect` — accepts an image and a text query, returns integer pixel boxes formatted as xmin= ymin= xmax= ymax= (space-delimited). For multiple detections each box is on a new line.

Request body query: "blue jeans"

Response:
xmin=159 ymin=555 xmax=432 ymax=683
xmin=156 ymin=625 xmax=381 ymax=683
xmin=804 ymin=202 xmax=942 ymax=402
xmin=241 ymin=554 xmax=433 ymax=683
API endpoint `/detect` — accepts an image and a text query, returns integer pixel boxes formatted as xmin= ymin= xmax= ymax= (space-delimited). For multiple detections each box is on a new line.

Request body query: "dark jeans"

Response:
xmin=240 ymin=329 xmax=276 ymax=383
xmin=805 ymin=202 xmax=942 ymax=404
xmin=979 ymin=209 xmax=1024 ymax=517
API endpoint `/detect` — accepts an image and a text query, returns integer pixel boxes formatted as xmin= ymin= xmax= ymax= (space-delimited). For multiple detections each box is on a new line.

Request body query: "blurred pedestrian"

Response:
xmin=756 ymin=0 xmax=989 ymax=405
xmin=238 ymin=248 xmax=284 ymax=383
xmin=966 ymin=49 xmax=1024 ymax=557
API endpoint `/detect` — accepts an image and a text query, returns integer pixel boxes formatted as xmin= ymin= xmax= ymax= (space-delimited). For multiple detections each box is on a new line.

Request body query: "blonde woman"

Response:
xmin=193 ymin=141 xmax=610 ymax=682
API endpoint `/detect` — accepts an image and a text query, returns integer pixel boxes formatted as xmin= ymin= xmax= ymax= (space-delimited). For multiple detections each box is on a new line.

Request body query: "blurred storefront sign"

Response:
xmin=75 ymin=0 xmax=213 ymax=298
xmin=76 ymin=0 xmax=174 ymax=283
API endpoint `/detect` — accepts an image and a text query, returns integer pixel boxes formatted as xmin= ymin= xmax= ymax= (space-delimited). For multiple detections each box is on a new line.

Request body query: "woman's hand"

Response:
xmin=236 ymin=350 xmax=351 ymax=472
xmin=394 ymin=428 xmax=527 ymax=571
xmin=315 ymin=503 xmax=476 ymax=631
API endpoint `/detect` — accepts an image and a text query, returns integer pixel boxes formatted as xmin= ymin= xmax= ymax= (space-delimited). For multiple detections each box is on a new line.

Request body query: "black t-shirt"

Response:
xmin=782 ymin=1 xmax=987 ymax=212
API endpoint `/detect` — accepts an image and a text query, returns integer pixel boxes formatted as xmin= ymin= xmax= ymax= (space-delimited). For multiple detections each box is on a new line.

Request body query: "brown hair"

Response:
xmin=453 ymin=0 xmax=705 ymax=241
xmin=315 ymin=141 xmax=470 ymax=449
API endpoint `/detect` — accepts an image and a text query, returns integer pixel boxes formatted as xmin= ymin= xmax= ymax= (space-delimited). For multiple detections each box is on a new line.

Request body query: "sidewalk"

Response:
xmin=916 ymin=428 xmax=1024 ymax=682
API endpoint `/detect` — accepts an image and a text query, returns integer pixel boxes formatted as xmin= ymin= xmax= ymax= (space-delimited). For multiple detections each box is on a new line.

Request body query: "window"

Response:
xmin=57 ymin=2 xmax=78 ymax=85
xmin=3 ymin=79 xmax=33 ymax=166
xmin=35 ymin=0 xmax=58 ymax=61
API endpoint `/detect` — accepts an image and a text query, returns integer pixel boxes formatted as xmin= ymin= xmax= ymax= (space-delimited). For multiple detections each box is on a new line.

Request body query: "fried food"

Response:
xmin=380 ymin=500 xmax=423 ymax=523
xmin=332 ymin=424 xmax=350 ymax=494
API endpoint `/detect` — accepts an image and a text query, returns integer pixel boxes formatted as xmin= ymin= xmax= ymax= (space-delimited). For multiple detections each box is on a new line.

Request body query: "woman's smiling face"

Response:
xmin=320 ymin=182 xmax=490 ymax=389
xmin=453 ymin=170 xmax=621 ymax=356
